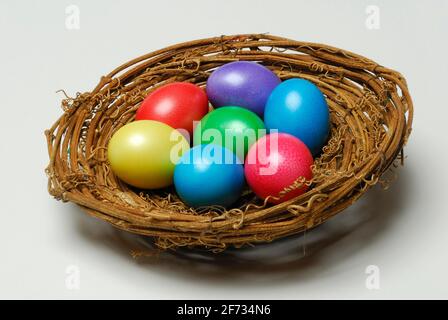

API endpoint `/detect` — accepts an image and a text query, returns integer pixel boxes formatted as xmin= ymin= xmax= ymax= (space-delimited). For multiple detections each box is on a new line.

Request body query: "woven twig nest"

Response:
xmin=45 ymin=34 xmax=413 ymax=251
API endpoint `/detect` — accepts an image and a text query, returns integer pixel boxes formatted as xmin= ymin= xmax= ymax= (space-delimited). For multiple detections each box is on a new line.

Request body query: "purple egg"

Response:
xmin=206 ymin=61 xmax=281 ymax=117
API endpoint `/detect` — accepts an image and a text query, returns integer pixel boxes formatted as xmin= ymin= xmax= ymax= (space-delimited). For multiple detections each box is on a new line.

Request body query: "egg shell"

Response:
xmin=174 ymin=144 xmax=245 ymax=207
xmin=244 ymin=133 xmax=313 ymax=204
xmin=136 ymin=82 xmax=209 ymax=137
xmin=264 ymin=78 xmax=330 ymax=155
xmin=206 ymin=61 xmax=281 ymax=117
xmin=108 ymin=120 xmax=190 ymax=189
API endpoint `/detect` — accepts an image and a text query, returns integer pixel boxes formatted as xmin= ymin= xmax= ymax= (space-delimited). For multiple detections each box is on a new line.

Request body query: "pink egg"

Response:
xmin=244 ymin=133 xmax=314 ymax=204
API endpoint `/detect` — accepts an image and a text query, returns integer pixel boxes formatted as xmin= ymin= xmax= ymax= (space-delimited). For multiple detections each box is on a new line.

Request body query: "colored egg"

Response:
xmin=264 ymin=78 xmax=330 ymax=155
xmin=193 ymin=106 xmax=266 ymax=160
xmin=108 ymin=120 xmax=189 ymax=189
xmin=206 ymin=61 xmax=281 ymax=117
xmin=174 ymin=144 xmax=245 ymax=207
xmin=136 ymin=82 xmax=209 ymax=137
xmin=244 ymin=133 xmax=313 ymax=204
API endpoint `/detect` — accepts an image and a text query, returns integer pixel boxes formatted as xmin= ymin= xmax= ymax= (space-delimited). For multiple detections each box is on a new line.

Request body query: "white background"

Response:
xmin=0 ymin=0 xmax=447 ymax=299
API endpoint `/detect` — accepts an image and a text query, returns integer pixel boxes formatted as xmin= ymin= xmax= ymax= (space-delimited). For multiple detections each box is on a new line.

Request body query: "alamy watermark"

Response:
xmin=169 ymin=124 xmax=279 ymax=175
xmin=65 ymin=5 xmax=80 ymax=30
xmin=65 ymin=265 xmax=80 ymax=290
xmin=365 ymin=5 xmax=381 ymax=30
xmin=365 ymin=265 xmax=380 ymax=290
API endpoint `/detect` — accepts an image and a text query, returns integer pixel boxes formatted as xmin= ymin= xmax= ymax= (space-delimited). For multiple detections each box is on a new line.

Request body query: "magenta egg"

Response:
xmin=244 ymin=133 xmax=314 ymax=204
xmin=206 ymin=61 xmax=281 ymax=117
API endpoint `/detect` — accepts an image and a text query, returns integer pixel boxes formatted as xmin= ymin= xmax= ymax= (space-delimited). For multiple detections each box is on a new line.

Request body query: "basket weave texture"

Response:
xmin=45 ymin=34 xmax=413 ymax=250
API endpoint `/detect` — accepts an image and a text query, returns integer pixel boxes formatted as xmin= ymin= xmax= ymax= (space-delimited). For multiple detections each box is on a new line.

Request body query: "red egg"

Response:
xmin=244 ymin=133 xmax=314 ymax=204
xmin=136 ymin=82 xmax=209 ymax=137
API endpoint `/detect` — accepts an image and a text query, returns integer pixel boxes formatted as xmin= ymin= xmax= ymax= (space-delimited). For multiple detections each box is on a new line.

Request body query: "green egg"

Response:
xmin=193 ymin=106 xmax=266 ymax=160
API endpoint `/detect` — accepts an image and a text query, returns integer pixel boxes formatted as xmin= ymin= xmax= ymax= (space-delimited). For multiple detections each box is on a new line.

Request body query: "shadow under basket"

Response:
xmin=45 ymin=34 xmax=413 ymax=251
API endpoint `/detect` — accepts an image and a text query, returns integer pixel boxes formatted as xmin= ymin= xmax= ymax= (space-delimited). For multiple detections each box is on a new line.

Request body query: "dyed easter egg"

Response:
xmin=136 ymin=82 xmax=209 ymax=137
xmin=244 ymin=133 xmax=313 ymax=204
xmin=264 ymin=78 xmax=330 ymax=155
xmin=174 ymin=144 xmax=245 ymax=207
xmin=193 ymin=106 xmax=266 ymax=160
xmin=206 ymin=61 xmax=281 ymax=117
xmin=108 ymin=120 xmax=189 ymax=189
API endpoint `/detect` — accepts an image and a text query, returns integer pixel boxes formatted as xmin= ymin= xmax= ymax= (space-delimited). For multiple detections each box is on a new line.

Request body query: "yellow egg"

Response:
xmin=107 ymin=120 xmax=189 ymax=189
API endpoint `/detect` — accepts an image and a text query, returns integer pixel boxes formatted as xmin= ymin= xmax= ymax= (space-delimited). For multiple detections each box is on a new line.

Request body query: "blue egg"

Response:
xmin=174 ymin=144 xmax=245 ymax=207
xmin=264 ymin=78 xmax=330 ymax=156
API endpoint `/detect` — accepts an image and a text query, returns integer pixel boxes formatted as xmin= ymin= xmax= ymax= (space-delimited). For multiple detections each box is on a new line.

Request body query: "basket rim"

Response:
xmin=45 ymin=34 xmax=413 ymax=250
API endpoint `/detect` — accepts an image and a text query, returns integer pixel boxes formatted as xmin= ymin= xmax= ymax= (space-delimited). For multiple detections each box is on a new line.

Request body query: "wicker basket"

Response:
xmin=45 ymin=34 xmax=413 ymax=251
